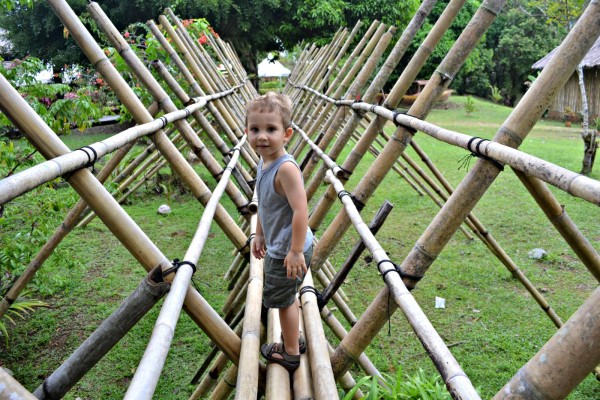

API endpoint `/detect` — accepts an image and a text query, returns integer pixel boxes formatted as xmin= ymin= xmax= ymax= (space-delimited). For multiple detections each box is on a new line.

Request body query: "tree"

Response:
xmin=484 ymin=3 xmax=565 ymax=105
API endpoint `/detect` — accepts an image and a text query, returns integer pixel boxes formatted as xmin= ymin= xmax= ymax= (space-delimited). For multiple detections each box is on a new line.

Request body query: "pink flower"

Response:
xmin=198 ymin=35 xmax=207 ymax=45
xmin=124 ymin=31 xmax=130 ymax=38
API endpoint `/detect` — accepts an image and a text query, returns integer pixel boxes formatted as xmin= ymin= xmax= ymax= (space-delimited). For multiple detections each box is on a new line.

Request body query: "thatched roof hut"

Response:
xmin=532 ymin=36 xmax=600 ymax=121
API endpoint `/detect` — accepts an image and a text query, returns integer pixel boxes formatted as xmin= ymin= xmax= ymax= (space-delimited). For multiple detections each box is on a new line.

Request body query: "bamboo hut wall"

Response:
xmin=545 ymin=68 xmax=600 ymax=120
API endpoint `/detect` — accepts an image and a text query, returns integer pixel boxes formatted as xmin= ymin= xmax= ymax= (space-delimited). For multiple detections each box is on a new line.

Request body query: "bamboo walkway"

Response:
xmin=1 ymin=0 xmax=599 ymax=399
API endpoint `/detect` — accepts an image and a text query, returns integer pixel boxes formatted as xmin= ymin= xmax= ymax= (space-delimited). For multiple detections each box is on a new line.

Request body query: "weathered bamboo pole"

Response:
xmin=46 ymin=0 xmax=245 ymax=365
xmin=494 ymin=286 xmax=600 ymax=399
xmin=33 ymin=267 xmax=170 ymax=399
xmin=324 ymin=170 xmax=480 ymax=398
xmin=0 ymin=102 xmax=201 ymax=205
xmin=299 ymin=271 xmax=338 ymax=399
xmin=87 ymin=3 xmax=251 ymax=217
xmin=307 ymin=0 xmax=466 ymax=231
xmin=0 ymin=368 xmax=37 ymax=400
xmin=235 ymin=206 xmax=263 ymax=400
xmin=328 ymin=342 xmax=365 ymax=400
xmin=124 ymin=139 xmax=244 ymax=398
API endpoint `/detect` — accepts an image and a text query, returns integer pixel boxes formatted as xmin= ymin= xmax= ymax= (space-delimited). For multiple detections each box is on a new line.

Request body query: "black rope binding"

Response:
xmin=458 ymin=137 xmax=504 ymax=171
xmin=162 ymin=258 xmax=197 ymax=278
xmin=391 ymin=110 xmax=417 ymax=134
xmin=237 ymin=233 xmax=255 ymax=254
xmin=299 ymin=286 xmax=325 ymax=310
xmin=337 ymin=190 xmax=366 ymax=212
xmin=237 ymin=202 xmax=251 ymax=216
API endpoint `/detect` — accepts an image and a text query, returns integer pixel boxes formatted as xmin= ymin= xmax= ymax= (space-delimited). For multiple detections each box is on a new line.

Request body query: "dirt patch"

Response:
xmin=71 ymin=121 xmax=136 ymax=136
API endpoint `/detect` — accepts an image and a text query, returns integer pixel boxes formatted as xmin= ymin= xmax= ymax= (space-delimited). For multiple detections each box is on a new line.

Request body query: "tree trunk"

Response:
xmin=577 ymin=64 xmax=597 ymax=175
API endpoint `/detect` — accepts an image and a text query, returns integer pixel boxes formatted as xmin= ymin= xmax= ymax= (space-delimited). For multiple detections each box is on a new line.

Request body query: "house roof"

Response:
xmin=257 ymin=57 xmax=291 ymax=78
xmin=532 ymin=36 xmax=600 ymax=69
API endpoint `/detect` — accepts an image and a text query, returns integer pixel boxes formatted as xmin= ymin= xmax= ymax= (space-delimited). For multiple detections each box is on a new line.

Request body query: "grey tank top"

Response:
xmin=256 ymin=154 xmax=313 ymax=258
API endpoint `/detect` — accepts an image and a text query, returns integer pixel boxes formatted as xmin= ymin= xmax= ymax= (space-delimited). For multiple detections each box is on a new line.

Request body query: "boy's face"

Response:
xmin=246 ymin=110 xmax=293 ymax=162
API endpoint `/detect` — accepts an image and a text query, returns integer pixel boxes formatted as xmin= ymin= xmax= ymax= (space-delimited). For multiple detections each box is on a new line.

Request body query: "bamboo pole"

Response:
xmin=291 ymin=20 xmax=382 ymax=160
xmin=209 ymin=364 xmax=238 ymax=399
xmin=264 ymin=309 xmax=292 ymax=400
xmin=39 ymin=0 xmax=244 ymax=367
xmin=0 ymin=368 xmax=37 ymax=400
xmin=494 ymin=286 xmax=600 ymax=399
xmin=292 ymin=307 xmax=314 ymax=400
xmin=146 ymin=19 xmax=258 ymax=170
xmin=306 ymin=0 xmax=467 ymax=231
xmin=324 ymin=170 xmax=480 ymax=398
xmin=302 ymin=0 xmax=439 ymax=197
xmin=33 ymin=267 xmax=170 ymax=399
xmin=124 ymin=139 xmax=244 ymax=399
xmin=87 ymin=3 xmax=251 ymax=217
xmin=299 ymin=271 xmax=338 ymax=399
xmin=235 ymin=205 xmax=263 ymax=400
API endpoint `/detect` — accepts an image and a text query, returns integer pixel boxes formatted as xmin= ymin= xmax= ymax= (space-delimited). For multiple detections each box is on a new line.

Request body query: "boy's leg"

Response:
xmin=279 ymin=301 xmax=300 ymax=356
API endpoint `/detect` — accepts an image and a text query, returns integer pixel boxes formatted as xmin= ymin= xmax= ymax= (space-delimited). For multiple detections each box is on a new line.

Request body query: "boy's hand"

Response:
xmin=284 ymin=251 xmax=307 ymax=280
xmin=252 ymin=234 xmax=266 ymax=260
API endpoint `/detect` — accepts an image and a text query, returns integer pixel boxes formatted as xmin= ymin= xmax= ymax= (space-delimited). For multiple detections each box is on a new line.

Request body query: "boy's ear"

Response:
xmin=283 ymin=127 xmax=293 ymax=142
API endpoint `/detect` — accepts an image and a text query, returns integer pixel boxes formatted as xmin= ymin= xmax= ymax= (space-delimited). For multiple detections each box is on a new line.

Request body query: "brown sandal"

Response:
xmin=280 ymin=332 xmax=306 ymax=354
xmin=260 ymin=342 xmax=300 ymax=371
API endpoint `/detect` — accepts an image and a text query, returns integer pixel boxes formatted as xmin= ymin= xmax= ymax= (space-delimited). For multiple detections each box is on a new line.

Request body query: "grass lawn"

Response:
xmin=1 ymin=95 xmax=599 ymax=399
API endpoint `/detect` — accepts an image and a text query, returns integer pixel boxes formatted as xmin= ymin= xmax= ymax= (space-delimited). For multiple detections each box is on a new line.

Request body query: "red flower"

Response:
xmin=124 ymin=31 xmax=130 ymax=38
xmin=95 ymin=78 xmax=104 ymax=85
xmin=198 ymin=35 xmax=207 ymax=45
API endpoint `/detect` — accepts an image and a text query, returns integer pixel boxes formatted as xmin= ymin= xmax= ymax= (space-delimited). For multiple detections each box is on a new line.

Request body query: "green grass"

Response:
xmin=1 ymin=95 xmax=599 ymax=398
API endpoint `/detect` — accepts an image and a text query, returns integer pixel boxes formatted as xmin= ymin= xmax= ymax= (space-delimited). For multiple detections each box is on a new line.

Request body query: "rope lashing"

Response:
xmin=76 ymin=146 xmax=98 ymax=169
xmin=237 ymin=233 xmax=255 ymax=255
xmin=162 ymin=258 xmax=197 ymax=278
xmin=337 ymin=190 xmax=366 ymax=212
xmin=377 ymin=259 xmax=423 ymax=283
xmin=237 ymin=202 xmax=251 ymax=216
xmin=299 ymin=285 xmax=325 ymax=310
xmin=458 ymin=137 xmax=505 ymax=171
xmin=352 ymin=99 xmax=367 ymax=116
xmin=392 ymin=110 xmax=417 ymax=134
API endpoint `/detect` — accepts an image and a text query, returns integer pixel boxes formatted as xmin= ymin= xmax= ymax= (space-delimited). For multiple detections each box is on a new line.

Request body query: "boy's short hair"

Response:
xmin=245 ymin=92 xmax=292 ymax=129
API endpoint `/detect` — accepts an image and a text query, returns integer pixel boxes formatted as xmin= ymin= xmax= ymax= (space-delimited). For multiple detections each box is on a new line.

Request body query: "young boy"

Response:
xmin=246 ymin=92 xmax=313 ymax=372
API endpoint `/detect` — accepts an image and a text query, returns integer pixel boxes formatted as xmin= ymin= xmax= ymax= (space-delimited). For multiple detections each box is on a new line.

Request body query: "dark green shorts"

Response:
xmin=263 ymin=246 xmax=313 ymax=309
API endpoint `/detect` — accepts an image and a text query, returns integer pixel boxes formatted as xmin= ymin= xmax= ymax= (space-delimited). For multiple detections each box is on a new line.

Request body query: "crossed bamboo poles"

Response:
xmin=1 ymin=0 xmax=600 ymax=398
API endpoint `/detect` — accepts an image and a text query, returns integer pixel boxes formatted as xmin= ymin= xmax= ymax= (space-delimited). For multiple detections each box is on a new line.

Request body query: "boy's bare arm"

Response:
xmin=277 ymin=162 xmax=309 ymax=279
xmin=252 ymin=213 xmax=266 ymax=260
